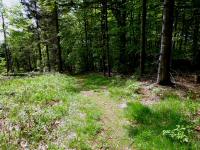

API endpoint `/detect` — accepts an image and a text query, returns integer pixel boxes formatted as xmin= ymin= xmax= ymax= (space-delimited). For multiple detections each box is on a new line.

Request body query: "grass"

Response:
xmin=78 ymin=74 xmax=141 ymax=101
xmin=0 ymin=74 xmax=102 ymax=149
xmin=0 ymin=73 xmax=199 ymax=149
xmin=125 ymin=94 xmax=200 ymax=150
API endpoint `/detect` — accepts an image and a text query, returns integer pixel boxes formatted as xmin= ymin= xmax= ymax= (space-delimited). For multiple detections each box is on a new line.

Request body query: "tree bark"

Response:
xmin=140 ymin=0 xmax=147 ymax=76
xmin=101 ymin=0 xmax=111 ymax=77
xmin=101 ymin=0 xmax=106 ymax=76
xmin=55 ymin=2 xmax=63 ymax=72
xmin=157 ymin=0 xmax=175 ymax=85
xmin=34 ymin=1 xmax=42 ymax=71
xmin=105 ymin=2 xmax=111 ymax=77
xmin=84 ymin=14 xmax=90 ymax=72
xmin=111 ymin=0 xmax=127 ymax=74
xmin=46 ymin=44 xmax=51 ymax=72
xmin=28 ymin=54 xmax=32 ymax=71
xmin=118 ymin=0 xmax=127 ymax=74
xmin=192 ymin=8 xmax=200 ymax=69
xmin=1 ymin=8 xmax=10 ymax=74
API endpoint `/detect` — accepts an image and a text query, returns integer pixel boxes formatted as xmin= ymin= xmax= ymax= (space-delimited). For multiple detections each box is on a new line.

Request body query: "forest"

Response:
xmin=0 ymin=0 xmax=200 ymax=149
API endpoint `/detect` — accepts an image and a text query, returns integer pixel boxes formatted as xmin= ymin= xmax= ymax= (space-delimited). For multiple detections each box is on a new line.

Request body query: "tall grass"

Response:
xmin=125 ymin=94 xmax=200 ymax=150
xmin=0 ymin=74 xmax=101 ymax=149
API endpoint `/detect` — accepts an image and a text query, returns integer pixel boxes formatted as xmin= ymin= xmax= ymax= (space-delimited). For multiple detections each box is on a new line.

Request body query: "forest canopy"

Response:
xmin=0 ymin=0 xmax=200 ymax=84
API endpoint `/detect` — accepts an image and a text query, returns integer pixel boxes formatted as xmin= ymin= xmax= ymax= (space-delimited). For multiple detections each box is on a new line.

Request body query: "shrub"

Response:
xmin=163 ymin=125 xmax=193 ymax=143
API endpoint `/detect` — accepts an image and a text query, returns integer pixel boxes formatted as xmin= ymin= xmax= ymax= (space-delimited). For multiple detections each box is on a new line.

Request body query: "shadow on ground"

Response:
xmin=75 ymin=74 xmax=127 ymax=91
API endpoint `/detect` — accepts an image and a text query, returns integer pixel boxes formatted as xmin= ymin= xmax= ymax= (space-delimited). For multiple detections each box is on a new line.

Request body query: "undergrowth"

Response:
xmin=1 ymin=73 xmax=199 ymax=150
xmin=125 ymin=94 xmax=200 ymax=150
xmin=0 ymin=74 xmax=101 ymax=149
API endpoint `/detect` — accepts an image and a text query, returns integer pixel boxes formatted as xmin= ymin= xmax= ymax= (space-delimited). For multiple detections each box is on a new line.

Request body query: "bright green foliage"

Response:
xmin=125 ymin=102 xmax=152 ymax=124
xmin=163 ymin=125 xmax=192 ymax=143
xmin=0 ymin=0 xmax=199 ymax=73
xmin=125 ymin=96 xmax=200 ymax=150
xmin=6 ymin=5 xmax=37 ymax=71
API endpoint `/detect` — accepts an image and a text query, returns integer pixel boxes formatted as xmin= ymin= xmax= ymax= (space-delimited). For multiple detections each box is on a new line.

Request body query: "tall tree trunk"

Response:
xmin=55 ymin=2 xmax=63 ymax=72
xmin=16 ymin=60 xmax=20 ymax=72
xmin=140 ymin=0 xmax=147 ymax=76
xmin=82 ymin=0 xmax=90 ymax=72
xmin=184 ymin=26 xmax=188 ymax=51
xmin=192 ymin=8 xmax=200 ymax=69
xmin=34 ymin=1 xmax=42 ymax=71
xmin=130 ymin=11 xmax=134 ymax=45
xmin=46 ymin=44 xmax=51 ymax=72
xmin=172 ymin=9 xmax=178 ymax=51
xmin=105 ymin=2 xmax=111 ymax=77
xmin=101 ymin=0 xmax=111 ymax=77
xmin=1 ymin=9 xmax=10 ymax=74
xmin=118 ymin=1 xmax=127 ymax=74
xmin=157 ymin=0 xmax=175 ymax=85
xmin=179 ymin=13 xmax=185 ymax=52
xmin=111 ymin=0 xmax=127 ymax=74
xmin=28 ymin=54 xmax=32 ymax=71
xmin=84 ymin=14 xmax=90 ymax=72
xmin=101 ymin=0 xmax=106 ymax=76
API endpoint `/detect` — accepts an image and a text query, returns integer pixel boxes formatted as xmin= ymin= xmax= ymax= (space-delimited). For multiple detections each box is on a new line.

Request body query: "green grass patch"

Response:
xmin=0 ymin=74 xmax=102 ymax=149
xmin=125 ymin=95 xmax=200 ymax=150
xmin=78 ymin=74 xmax=141 ymax=101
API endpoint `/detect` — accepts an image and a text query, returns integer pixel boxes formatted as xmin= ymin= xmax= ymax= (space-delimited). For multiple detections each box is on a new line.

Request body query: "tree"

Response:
xmin=101 ymin=0 xmax=111 ymax=76
xmin=8 ymin=5 xmax=36 ymax=72
xmin=0 ymin=0 xmax=11 ymax=74
xmin=140 ymin=0 xmax=147 ymax=75
xmin=34 ymin=0 xmax=43 ymax=71
xmin=192 ymin=2 xmax=200 ymax=70
xmin=54 ymin=1 xmax=63 ymax=72
xmin=111 ymin=0 xmax=127 ymax=74
xmin=21 ymin=0 xmax=43 ymax=71
xmin=157 ymin=0 xmax=175 ymax=85
xmin=1 ymin=0 xmax=199 ymax=78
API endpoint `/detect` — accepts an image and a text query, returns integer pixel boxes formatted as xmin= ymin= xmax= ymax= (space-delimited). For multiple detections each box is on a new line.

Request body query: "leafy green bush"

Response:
xmin=163 ymin=125 xmax=192 ymax=143
xmin=125 ymin=98 xmax=200 ymax=149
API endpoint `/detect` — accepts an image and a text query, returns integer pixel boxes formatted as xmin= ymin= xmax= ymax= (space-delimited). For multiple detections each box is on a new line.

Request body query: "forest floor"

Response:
xmin=0 ymin=73 xmax=200 ymax=149
xmin=79 ymin=81 xmax=132 ymax=149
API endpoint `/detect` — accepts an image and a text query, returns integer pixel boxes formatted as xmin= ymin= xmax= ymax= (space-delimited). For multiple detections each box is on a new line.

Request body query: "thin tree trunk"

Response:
xmin=34 ymin=1 xmax=42 ymax=71
xmin=1 ymin=9 xmax=10 ymax=74
xmin=179 ymin=13 xmax=185 ymax=52
xmin=111 ymin=0 xmax=127 ymax=73
xmin=28 ymin=54 xmax=32 ymax=71
xmin=192 ymin=8 xmax=200 ymax=69
xmin=84 ymin=16 xmax=90 ymax=71
xmin=16 ymin=60 xmax=20 ymax=72
xmin=119 ymin=1 xmax=127 ymax=73
xmin=184 ymin=27 xmax=188 ymax=51
xmin=46 ymin=44 xmax=51 ymax=72
xmin=157 ymin=0 xmax=175 ymax=85
xmin=55 ymin=2 xmax=63 ymax=72
xmin=172 ymin=9 xmax=178 ymax=51
xmin=101 ymin=0 xmax=106 ymax=76
xmin=105 ymin=2 xmax=111 ymax=77
xmin=101 ymin=0 xmax=111 ymax=77
xmin=140 ymin=0 xmax=147 ymax=76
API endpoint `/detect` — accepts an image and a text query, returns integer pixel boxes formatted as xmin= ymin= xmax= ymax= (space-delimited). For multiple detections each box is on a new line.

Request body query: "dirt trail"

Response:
xmin=81 ymin=89 xmax=134 ymax=150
